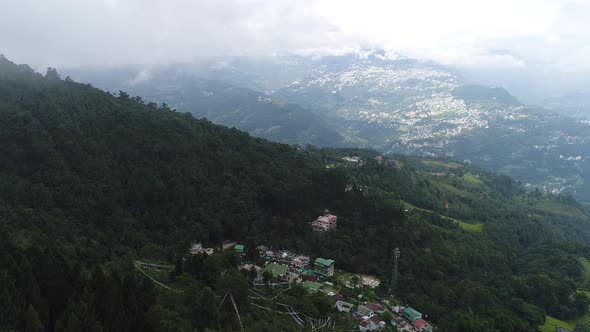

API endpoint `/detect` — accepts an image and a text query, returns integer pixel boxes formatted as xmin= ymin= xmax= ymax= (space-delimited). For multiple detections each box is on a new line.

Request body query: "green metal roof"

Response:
xmin=234 ymin=244 xmax=245 ymax=252
xmin=314 ymin=258 xmax=335 ymax=267
xmin=264 ymin=263 xmax=288 ymax=277
xmin=402 ymin=307 xmax=423 ymax=321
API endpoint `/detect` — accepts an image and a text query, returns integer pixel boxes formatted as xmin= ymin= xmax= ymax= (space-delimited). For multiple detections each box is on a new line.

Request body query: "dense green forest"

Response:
xmin=66 ymin=67 xmax=348 ymax=147
xmin=2 ymin=55 xmax=590 ymax=331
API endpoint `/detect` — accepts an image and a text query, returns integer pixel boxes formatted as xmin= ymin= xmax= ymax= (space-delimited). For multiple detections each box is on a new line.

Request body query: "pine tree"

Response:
xmin=24 ymin=304 xmax=44 ymax=332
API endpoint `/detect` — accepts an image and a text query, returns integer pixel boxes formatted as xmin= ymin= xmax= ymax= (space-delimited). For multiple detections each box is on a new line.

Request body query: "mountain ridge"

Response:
xmin=4 ymin=55 xmax=590 ymax=331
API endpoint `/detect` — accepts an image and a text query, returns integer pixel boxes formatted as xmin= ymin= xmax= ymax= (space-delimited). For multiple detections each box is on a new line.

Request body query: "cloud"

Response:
xmin=0 ymin=0 xmax=344 ymax=69
xmin=1 ymin=0 xmax=589 ymax=75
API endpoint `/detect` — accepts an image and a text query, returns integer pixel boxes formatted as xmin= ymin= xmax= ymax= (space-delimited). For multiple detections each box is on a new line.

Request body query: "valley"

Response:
xmin=66 ymin=54 xmax=590 ymax=205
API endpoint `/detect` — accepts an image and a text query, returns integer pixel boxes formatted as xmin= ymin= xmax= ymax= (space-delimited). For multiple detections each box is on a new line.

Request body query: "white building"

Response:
xmin=311 ymin=214 xmax=338 ymax=232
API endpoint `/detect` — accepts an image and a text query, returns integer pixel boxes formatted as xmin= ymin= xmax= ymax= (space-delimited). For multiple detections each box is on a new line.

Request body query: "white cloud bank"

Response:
xmin=1 ymin=0 xmax=589 ymax=75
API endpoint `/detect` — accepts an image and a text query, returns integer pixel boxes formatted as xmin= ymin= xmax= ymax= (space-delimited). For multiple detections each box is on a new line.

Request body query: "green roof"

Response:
xmin=402 ymin=307 xmax=423 ymax=321
xmin=264 ymin=263 xmax=288 ymax=278
xmin=301 ymin=281 xmax=323 ymax=292
xmin=314 ymin=258 xmax=335 ymax=267
xmin=234 ymin=244 xmax=245 ymax=253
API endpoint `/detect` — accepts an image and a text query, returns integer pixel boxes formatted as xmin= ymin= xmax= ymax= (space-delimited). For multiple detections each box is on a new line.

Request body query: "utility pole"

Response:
xmin=389 ymin=247 xmax=400 ymax=296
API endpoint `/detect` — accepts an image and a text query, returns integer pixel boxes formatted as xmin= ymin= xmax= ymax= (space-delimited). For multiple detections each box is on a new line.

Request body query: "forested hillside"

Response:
xmin=66 ymin=66 xmax=348 ymax=147
xmin=67 ymin=55 xmax=590 ymax=205
xmin=2 ymin=55 xmax=590 ymax=331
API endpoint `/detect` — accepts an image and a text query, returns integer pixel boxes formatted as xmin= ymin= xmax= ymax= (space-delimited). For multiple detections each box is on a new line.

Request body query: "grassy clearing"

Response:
xmin=402 ymin=200 xmax=483 ymax=232
xmin=431 ymin=180 xmax=466 ymax=197
xmin=445 ymin=217 xmax=483 ymax=232
xmin=535 ymin=200 xmax=588 ymax=220
xmin=401 ymin=200 xmax=420 ymax=210
xmin=539 ymin=315 xmax=573 ymax=332
xmin=422 ymin=160 xmax=464 ymax=169
xmin=463 ymin=174 xmax=485 ymax=186
xmin=455 ymin=220 xmax=483 ymax=232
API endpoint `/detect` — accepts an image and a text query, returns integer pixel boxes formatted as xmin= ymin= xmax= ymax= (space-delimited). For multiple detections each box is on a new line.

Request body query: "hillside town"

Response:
xmin=189 ymin=211 xmax=434 ymax=331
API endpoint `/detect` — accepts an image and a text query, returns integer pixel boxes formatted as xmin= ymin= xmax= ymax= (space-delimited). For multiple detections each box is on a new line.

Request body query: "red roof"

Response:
xmin=331 ymin=294 xmax=345 ymax=302
xmin=366 ymin=303 xmax=384 ymax=311
xmin=317 ymin=214 xmax=337 ymax=224
xmin=412 ymin=319 xmax=429 ymax=329
xmin=369 ymin=315 xmax=382 ymax=323
xmin=375 ymin=155 xmax=383 ymax=161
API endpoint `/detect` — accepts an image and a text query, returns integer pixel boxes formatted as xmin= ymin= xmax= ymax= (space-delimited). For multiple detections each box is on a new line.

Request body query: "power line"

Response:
xmin=389 ymin=247 xmax=401 ymax=296
xmin=133 ymin=262 xmax=183 ymax=294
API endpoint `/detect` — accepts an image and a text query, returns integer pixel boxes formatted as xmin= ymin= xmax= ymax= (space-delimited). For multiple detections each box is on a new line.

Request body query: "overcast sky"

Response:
xmin=1 ymin=0 xmax=589 ymax=97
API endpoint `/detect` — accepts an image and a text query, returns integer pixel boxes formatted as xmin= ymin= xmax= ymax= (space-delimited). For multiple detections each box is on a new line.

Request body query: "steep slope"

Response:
xmin=66 ymin=66 xmax=347 ymax=147
xmin=3 ymin=56 xmax=590 ymax=331
xmin=69 ymin=55 xmax=590 ymax=204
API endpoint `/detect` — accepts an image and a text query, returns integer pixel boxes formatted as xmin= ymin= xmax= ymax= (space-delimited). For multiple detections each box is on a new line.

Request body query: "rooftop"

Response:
xmin=365 ymin=303 xmax=384 ymax=312
xmin=402 ymin=307 xmax=423 ymax=321
xmin=315 ymin=258 xmax=335 ymax=267
xmin=412 ymin=319 xmax=429 ymax=329
xmin=335 ymin=301 xmax=354 ymax=313
xmin=234 ymin=244 xmax=245 ymax=253
xmin=316 ymin=214 xmax=337 ymax=224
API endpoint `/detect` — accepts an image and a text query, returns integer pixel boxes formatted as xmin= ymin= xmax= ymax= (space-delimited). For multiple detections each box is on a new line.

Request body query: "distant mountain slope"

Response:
xmin=268 ymin=54 xmax=590 ymax=204
xmin=66 ymin=67 xmax=347 ymax=147
xmin=66 ymin=54 xmax=590 ymax=204
xmin=541 ymin=93 xmax=590 ymax=119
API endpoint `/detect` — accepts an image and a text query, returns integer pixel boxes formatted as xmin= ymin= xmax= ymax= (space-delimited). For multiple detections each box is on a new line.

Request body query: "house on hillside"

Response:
xmin=222 ymin=241 xmax=237 ymax=250
xmin=190 ymin=243 xmax=203 ymax=255
xmin=331 ymin=293 xmax=345 ymax=302
xmin=189 ymin=243 xmax=214 ymax=255
xmin=314 ymin=258 xmax=335 ymax=277
xmin=233 ymin=244 xmax=246 ymax=255
xmin=412 ymin=319 xmax=433 ymax=332
xmin=264 ymin=250 xmax=277 ymax=260
xmin=356 ymin=305 xmax=375 ymax=318
xmin=365 ymin=303 xmax=385 ymax=314
xmin=311 ymin=213 xmax=338 ymax=232
xmin=277 ymin=251 xmax=294 ymax=264
xmin=292 ymin=255 xmax=310 ymax=268
xmin=342 ymin=156 xmax=363 ymax=168
xmin=402 ymin=307 xmax=423 ymax=322
xmin=359 ymin=315 xmax=386 ymax=331
xmin=335 ymin=301 xmax=354 ymax=313
xmin=256 ymin=245 xmax=268 ymax=257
